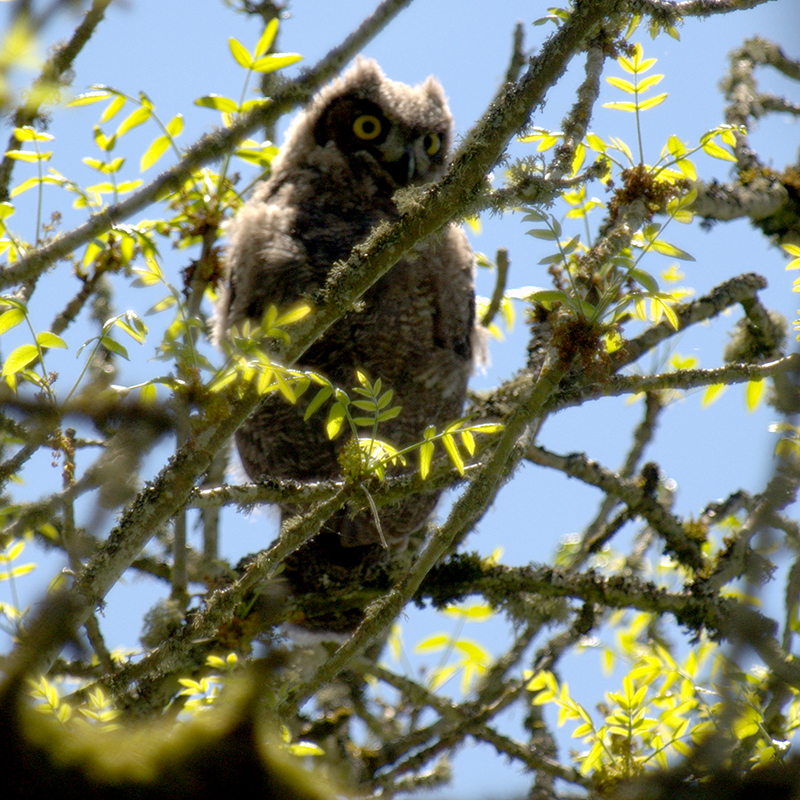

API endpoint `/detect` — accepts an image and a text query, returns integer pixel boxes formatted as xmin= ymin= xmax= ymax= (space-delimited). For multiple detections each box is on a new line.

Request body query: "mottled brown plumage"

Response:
xmin=215 ymin=59 xmax=476 ymax=629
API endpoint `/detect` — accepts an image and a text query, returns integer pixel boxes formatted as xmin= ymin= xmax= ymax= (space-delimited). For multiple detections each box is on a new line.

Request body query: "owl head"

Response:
xmin=269 ymin=58 xmax=454 ymax=189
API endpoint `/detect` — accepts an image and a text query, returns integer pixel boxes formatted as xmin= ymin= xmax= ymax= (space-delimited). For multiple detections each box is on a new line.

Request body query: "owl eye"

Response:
xmin=423 ymin=132 xmax=441 ymax=156
xmin=353 ymin=114 xmax=382 ymax=140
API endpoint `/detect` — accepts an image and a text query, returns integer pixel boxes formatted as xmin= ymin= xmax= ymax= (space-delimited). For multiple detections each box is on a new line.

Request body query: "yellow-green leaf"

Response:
xmin=746 ymin=379 xmax=764 ymax=412
xmin=326 ymin=402 xmax=346 ymax=439
xmin=442 ymin=433 xmax=464 ymax=476
xmin=702 ymin=383 xmax=726 ymax=407
xmin=636 ymin=92 xmax=667 ymax=110
xmin=166 ymin=113 xmax=183 ymax=137
xmin=139 ymin=383 xmax=157 ymax=405
xmin=636 ymin=73 xmax=664 ymax=92
xmin=3 ymin=343 xmax=39 ymax=375
xmin=606 ymin=76 xmax=636 ymax=94
xmin=4 ymin=150 xmax=49 ymax=162
xmin=304 ymin=385 xmax=332 ymax=421
xmin=419 ymin=439 xmax=434 ymax=479
xmin=229 ymin=37 xmax=253 ymax=69
xmin=99 ymin=93 xmax=126 ymax=123
xmin=14 ymin=127 xmax=52 ymax=142
xmin=252 ymin=53 xmax=302 ymax=74
xmin=275 ymin=303 xmax=312 ymax=326
xmin=66 ymin=90 xmax=112 ymax=107
xmin=256 ymin=18 xmax=279 ymax=58
xmin=415 ymin=634 xmax=449 ymax=653
xmin=36 ymin=331 xmax=66 ymax=349
xmin=195 ymin=94 xmax=239 ymax=112
xmin=116 ymin=106 xmax=150 ymax=137
xmin=649 ymin=239 xmax=695 ymax=261
xmin=603 ymin=100 xmax=639 ymax=113
xmin=0 ymin=308 xmax=25 ymax=335
xmin=140 ymin=135 xmax=170 ymax=171
xmin=702 ymin=139 xmax=736 ymax=162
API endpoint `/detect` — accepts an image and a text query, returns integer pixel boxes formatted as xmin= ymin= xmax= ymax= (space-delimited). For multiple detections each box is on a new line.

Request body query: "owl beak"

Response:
xmin=403 ymin=144 xmax=417 ymax=183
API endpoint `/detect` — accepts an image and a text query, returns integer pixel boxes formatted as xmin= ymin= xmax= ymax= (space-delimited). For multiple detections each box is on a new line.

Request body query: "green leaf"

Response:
xmin=140 ymin=135 xmax=170 ymax=171
xmin=630 ymin=267 xmax=658 ymax=293
xmin=527 ymin=228 xmax=558 ymax=241
xmin=304 ymin=385 xmax=332 ymax=421
xmin=3 ymin=343 xmax=39 ymax=375
xmin=229 ymin=37 xmax=253 ymax=69
xmin=531 ymin=289 xmax=570 ymax=307
xmin=375 ymin=406 xmax=400 ymax=423
xmin=195 ymin=94 xmax=239 ymax=113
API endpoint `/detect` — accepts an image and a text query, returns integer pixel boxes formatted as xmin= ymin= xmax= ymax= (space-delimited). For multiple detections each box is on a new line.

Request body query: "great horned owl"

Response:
xmin=215 ymin=58 xmax=476 ymax=629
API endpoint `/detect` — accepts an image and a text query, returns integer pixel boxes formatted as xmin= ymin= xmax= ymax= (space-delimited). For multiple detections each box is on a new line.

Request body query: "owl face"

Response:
xmin=313 ymin=94 xmax=448 ymax=187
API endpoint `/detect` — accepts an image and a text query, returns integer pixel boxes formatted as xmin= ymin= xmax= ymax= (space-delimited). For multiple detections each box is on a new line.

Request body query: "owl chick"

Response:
xmin=215 ymin=59 xmax=476 ymax=629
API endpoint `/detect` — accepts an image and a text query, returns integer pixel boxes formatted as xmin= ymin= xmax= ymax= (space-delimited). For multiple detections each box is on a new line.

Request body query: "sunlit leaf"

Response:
xmin=0 ymin=308 xmax=25 ymax=335
xmin=746 ymin=379 xmax=765 ymax=412
xmin=36 ymin=331 xmax=66 ymax=349
xmin=304 ymin=385 xmax=332 ymax=421
xmin=326 ymin=402 xmax=346 ymax=439
xmin=606 ymin=76 xmax=636 ymax=93
xmin=99 ymin=93 xmax=125 ymax=123
xmin=256 ymin=17 xmax=279 ymax=58
xmin=140 ymin=135 xmax=170 ymax=171
xmin=2 ymin=343 xmax=39 ymax=375
xmin=702 ymin=139 xmax=737 ymax=162
xmin=67 ymin=90 xmax=112 ymax=107
xmin=419 ymin=440 xmax=434 ymax=479
xmin=195 ymin=94 xmax=239 ymax=113
xmin=252 ymin=53 xmax=303 ymax=74
xmin=116 ymin=106 xmax=150 ymax=137
xmin=229 ymin=37 xmax=253 ymax=69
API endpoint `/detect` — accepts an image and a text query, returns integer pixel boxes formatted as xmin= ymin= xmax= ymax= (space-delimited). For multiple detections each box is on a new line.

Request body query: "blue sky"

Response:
xmin=2 ymin=1 xmax=800 ymax=796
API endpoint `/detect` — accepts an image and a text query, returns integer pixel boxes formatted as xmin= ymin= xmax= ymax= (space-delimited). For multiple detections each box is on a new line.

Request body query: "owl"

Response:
xmin=214 ymin=58 xmax=477 ymax=630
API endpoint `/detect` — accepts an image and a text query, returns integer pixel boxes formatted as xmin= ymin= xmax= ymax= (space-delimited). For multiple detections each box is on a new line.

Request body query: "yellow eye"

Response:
xmin=353 ymin=114 xmax=382 ymax=140
xmin=423 ymin=132 xmax=441 ymax=156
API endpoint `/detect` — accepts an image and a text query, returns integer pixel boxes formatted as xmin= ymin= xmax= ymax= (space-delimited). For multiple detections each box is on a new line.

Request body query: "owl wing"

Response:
xmin=214 ymin=183 xmax=313 ymax=343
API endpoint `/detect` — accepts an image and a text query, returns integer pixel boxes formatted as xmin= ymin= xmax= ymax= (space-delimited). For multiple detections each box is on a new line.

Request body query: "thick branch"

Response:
xmin=0 ymin=0 xmax=115 ymax=201
xmin=0 ymin=0 xmax=415 ymax=290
